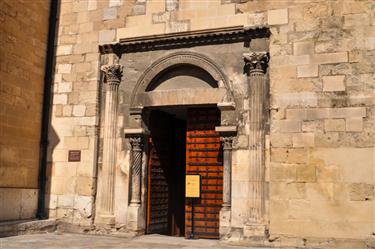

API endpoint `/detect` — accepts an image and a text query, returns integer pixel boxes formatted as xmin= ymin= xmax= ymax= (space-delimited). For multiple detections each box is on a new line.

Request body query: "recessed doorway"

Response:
xmin=146 ymin=106 xmax=223 ymax=239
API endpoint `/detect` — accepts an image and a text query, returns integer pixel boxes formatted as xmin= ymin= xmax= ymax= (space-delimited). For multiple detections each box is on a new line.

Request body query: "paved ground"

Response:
xmin=0 ymin=233 xmax=273 ymax=249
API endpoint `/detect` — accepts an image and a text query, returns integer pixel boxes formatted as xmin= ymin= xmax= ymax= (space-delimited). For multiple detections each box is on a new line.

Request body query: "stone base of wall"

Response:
xmin=1 ymin=219 xmax=373 ymax=248
xmin=0 ymin=188 xmax=38 ymax=221
xmin=231 ymin=234 xmax=375 ymax=249
xmin=0 ymin=219 xmax=56 ymax=237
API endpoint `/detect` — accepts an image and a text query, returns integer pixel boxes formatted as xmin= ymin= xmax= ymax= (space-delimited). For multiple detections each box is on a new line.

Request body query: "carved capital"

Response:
xmin=221 ymin=136 xmax=234 ymax=150
xmin=101 ymin=64 xmax=123 ymax=85
xmin=129 ymin=136 xmax=142 ymax=151
xmin=243 ymin=52 xmax=269 ymax=75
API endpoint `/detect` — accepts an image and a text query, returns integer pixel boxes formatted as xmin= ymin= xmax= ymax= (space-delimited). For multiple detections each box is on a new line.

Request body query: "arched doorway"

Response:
xmin=126 ymin=51 xmax=236 ymax=239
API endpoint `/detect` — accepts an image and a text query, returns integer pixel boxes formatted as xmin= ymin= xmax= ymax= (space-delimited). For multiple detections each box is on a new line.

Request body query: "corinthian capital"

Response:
xmin=243 ymin=52 xmax=269 ymax=75
xmin=221 ymin=136 xmax=234 ymax=150
xmin=101 ymin=64 xmax=123 ymax=85
xmin=129 ymin=137 xmax=142 ymax=151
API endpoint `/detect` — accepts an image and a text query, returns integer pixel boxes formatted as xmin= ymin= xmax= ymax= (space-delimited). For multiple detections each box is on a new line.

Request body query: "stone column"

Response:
xmin=129 ymin=136 xmax=143 ymax=206
xmin=125 ymin=127 xmax=148 ymax=233
xmin=221 ymin=135 xmax=234 ymax=210
xmin=216 ymin=125 xmax=236 ymax=237
xmin=97 ymin=64 xmax=123 ymax=224
xmin=243 ymin=52 xmax=269 ymax=236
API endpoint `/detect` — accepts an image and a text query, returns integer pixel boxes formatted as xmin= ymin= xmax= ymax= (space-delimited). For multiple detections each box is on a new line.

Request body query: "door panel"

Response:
xmin=185 ymin=108 xmax=223 ymax=239
xmin=147 ymin=137 xmax=170 ymax=234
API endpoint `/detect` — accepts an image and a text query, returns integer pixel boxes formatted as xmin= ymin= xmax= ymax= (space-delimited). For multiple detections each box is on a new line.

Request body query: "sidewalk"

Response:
xmin=0 ymin=233 xmax=277 ymax=249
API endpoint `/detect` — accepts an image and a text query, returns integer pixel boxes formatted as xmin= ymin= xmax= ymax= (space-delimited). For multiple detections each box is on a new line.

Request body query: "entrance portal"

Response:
xmin=146 ymin=106 xmax=223 ymax=239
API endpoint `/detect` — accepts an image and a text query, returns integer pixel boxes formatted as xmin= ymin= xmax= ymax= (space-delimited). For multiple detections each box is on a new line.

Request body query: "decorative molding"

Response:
xmin=129 ymin=137 xmax=142 ymax=152
xmin=129 ymin=51 xmax=234 ymax=107
xmin=221 ymin=136 xmax=234 ymax=150
xmin=243 ymin=52 xmax=269 ymax=75
xmin=99 ymin=26 xmax=270 ymax=54
xmin=101 ymin=64 xmax=123 ymax=84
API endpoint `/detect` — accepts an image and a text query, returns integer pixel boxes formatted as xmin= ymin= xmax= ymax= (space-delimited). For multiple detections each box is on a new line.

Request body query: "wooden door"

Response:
xmin=185 ymin=108 xmax=223 ymax=239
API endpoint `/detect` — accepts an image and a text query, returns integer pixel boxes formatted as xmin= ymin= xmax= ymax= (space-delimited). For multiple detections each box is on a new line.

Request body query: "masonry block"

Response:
xmin=271 ymin=120 xmax=301 ymax=133
xmin=293 ymin=41 xmax=314 ymax=55
xmin=324 ymin=119 xmax=345 ymax=132
xmin=297 ymin=64 xmax=318 ymax=78
xmin=292 ymin=133 xmax=315 ymax=147
xmin=322 ymin=75 xmax=346 ymax=92
xmin=297 ymin=165 xmax=316 ymax=182
xmin=267 ymin=8 xmax=289 ymax=25
xmin=99 ymin=29 xmax=116 ymax=44
xmin=103 ymin=7 xmax=117 ymax=20
xmin=346 ymin=118 xmax=363 ymax=132
xmin=57 ymin=64 xmax=72 ymax=74
xmin=56 ymin=45 xmax=73 ymax=56
xmin=312 ymin=52 xmax=348 ymax=65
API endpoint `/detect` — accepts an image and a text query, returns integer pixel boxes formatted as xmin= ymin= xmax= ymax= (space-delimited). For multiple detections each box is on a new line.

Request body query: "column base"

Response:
xmin=219 ymin=207 xmax=231 ymax=237
xmin=96 ymin=214 xmax=115 ymax=226
xmin=243 ymin=223 xmax=267 ymax=238
xmin=126 ymin=204 xmax=144 ymax=233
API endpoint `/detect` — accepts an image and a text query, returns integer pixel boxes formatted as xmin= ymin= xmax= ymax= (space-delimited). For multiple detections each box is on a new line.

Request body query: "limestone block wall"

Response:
xmin=46 ymin=0 xmax=132 ymax=226
xmin=49 ymin=0 xmax=374 ymax=241
xmin=0 ymin=1 xmax=50 ymax=221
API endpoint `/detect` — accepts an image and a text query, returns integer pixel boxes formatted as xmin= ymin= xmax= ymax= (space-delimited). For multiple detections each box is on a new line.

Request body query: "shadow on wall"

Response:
xmin=44 ymin=125 xmax=60 ymax=220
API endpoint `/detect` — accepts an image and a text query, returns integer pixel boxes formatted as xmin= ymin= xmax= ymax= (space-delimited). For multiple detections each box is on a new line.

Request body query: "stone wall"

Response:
xmin=46 ymin=0 xmax=135 ymax=226
xmin=49 ymin=0 xmax=374 ymax=243
xmin=0 ymin=1 xmax=50 ymax=221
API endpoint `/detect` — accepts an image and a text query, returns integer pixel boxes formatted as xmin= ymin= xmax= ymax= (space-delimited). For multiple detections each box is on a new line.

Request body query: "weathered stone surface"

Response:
xmin=103 ymin=8 xmax=117 ymax=20
xmin=267 ymin=8 xmax=288 ymax=25
xmin=349 ymin=183 xmax=374 ymax=201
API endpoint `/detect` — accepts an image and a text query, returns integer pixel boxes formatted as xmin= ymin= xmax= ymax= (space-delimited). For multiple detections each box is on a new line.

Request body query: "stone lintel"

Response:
xmin=124 ymin=128 xmax=149 ymax=136
xmin=129 ymin=106 xmax=143 ymax=115
xmin=215 ymin=126 xmax=237 ymax=134
xmin=217 ymin=102 xmax=236 ymax=111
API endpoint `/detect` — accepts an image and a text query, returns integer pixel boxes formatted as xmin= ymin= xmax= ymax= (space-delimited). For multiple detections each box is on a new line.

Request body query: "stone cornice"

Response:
xmin=99 ymin=26 xmax=270 ymax=54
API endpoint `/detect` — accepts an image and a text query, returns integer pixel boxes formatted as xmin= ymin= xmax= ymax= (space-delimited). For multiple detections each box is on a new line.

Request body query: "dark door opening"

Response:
xmin=146 ymin=107 xmax=223 ymax=239
xmin=146 ymin=110 xmax=186 ymax=236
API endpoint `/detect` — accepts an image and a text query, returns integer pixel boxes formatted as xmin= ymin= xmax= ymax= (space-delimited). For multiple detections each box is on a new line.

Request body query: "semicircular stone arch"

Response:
xmin=129 ymin=51 xmax=233 ymax=107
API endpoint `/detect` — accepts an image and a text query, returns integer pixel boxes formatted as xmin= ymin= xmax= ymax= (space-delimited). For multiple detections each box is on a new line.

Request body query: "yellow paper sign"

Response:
xmin=186 ymin=175 xmax=201 ymax=198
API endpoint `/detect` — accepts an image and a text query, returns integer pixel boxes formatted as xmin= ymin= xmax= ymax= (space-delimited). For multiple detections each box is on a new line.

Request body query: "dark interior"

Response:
xmin=146 ymin=109 xmax=187 ymax=236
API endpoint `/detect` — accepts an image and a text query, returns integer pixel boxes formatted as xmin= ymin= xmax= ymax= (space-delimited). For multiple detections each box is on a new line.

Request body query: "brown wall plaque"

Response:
xmin=68 ymin=150 xmax=81 ymax=162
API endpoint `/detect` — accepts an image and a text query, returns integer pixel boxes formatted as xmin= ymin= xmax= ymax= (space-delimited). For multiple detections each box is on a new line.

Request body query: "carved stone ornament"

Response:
xmin=101 ymin=64 xmax=123 ymax=84
xmin=221 ymin=136 xmax=234 ymax=150
xmin=243 ymin=52 xmax=269 ymax=74
xmin=129 ymin=137 xmax=142 ymax=151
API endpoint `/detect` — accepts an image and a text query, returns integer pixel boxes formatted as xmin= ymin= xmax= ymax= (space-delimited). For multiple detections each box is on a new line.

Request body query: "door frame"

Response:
xmin=124 ymin=52 xmax=238 ymax=237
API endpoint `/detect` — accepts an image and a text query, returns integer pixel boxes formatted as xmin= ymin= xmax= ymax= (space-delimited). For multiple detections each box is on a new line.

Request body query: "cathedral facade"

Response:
xmin=1 ymin=0 xmax=374 ymax=247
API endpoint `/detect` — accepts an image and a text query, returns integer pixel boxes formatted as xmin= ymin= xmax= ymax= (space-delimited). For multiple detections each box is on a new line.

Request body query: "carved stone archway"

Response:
xmin=125 ymin=51 xmax=238 ymax=234
xmin=129 ymin=51 xmax=235 ymax=108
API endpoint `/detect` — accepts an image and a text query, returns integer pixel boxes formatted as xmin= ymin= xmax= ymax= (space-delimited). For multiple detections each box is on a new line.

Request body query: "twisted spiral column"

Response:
xmin=129 ymin=137 xmax=143 ymax=206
